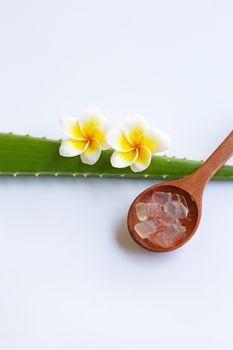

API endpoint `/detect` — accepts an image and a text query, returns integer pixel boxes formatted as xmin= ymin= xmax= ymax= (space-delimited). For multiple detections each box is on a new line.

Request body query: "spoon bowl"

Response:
xmin=128 ymin=181 xmax=200 ymax=252
xmin=127 ymin=131 xmax=233 ymax=252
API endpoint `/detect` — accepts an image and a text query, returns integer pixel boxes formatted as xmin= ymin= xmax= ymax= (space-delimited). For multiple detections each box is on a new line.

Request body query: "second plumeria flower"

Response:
xmin=106 ymin=114 xmax=170 ymax=172
xmin=59 ymin=107 xmax=110 ymax=164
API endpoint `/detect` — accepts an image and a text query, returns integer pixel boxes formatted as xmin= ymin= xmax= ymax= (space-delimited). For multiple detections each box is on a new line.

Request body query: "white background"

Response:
xmin=0 ymin=1 xmax=233 ymax=349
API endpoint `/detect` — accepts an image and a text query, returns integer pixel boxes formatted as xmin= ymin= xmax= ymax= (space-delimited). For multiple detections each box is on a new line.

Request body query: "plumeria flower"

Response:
xmin=59 ymin=107 xmax=110 ymax=165
xmin=106 ymin=114 xmax=170 ymax=172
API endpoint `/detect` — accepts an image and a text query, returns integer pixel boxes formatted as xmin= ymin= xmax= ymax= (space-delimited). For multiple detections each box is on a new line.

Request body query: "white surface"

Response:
xmin=0 ymin=1 xmax=233 ymax=349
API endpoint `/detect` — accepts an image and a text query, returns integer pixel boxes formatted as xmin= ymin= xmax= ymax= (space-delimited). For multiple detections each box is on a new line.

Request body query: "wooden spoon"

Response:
xmin=127 ymin=131 xmax=233 ymax=252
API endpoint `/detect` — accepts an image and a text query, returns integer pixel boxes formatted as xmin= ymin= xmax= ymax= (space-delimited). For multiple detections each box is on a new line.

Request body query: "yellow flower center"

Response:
xmin=132 ymin=140 xmax=141 ymax=149
xmin=85 ymin=135 xmax=92 ymax=142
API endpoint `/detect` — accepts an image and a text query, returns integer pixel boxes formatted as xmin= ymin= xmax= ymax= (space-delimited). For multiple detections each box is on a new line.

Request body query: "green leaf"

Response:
xmin=0 ymin=133 xmax=232 ymax=180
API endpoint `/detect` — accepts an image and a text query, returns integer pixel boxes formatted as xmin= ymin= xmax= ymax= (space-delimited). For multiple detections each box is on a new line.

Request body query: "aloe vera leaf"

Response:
xmin=0 ymin=133 xmax=232 ymax=180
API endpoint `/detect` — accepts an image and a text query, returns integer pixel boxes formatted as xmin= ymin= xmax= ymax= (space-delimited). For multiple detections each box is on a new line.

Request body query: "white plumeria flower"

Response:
xmin=106 ymin=113 xmax=170 ymax=172
xmin=59 ymin=107 xmax=110 ymax=165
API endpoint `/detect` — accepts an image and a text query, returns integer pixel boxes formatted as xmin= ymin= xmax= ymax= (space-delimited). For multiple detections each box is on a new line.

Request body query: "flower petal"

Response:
xmin=124 ymin=113 xmax=149 ymax=145
xmin=59 ymin=139 xmax=88 ymax=157
xmin=79 ymin=107 xmax=105 ymax=137
xmin=130 ymin=146 xmax=152 ymax=172
xmin=106 ymin=128 xmax=134 ymax=152
xmin=140 ymin=128 xmax=171 ymax=153
xmin=60 ymin=117 xmax=85 ymax=140
xmin=92 ymin=124 xmax=111 ymax=150
xmin=110 ymin=149 xmax=138 ymax=168
xmin=80 ymin=139 xmax=101 ymax=165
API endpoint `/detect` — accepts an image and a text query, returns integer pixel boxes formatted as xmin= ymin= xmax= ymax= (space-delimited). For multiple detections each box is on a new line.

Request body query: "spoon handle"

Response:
xmin=187 ymin=131 xmax=233 ymax=193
